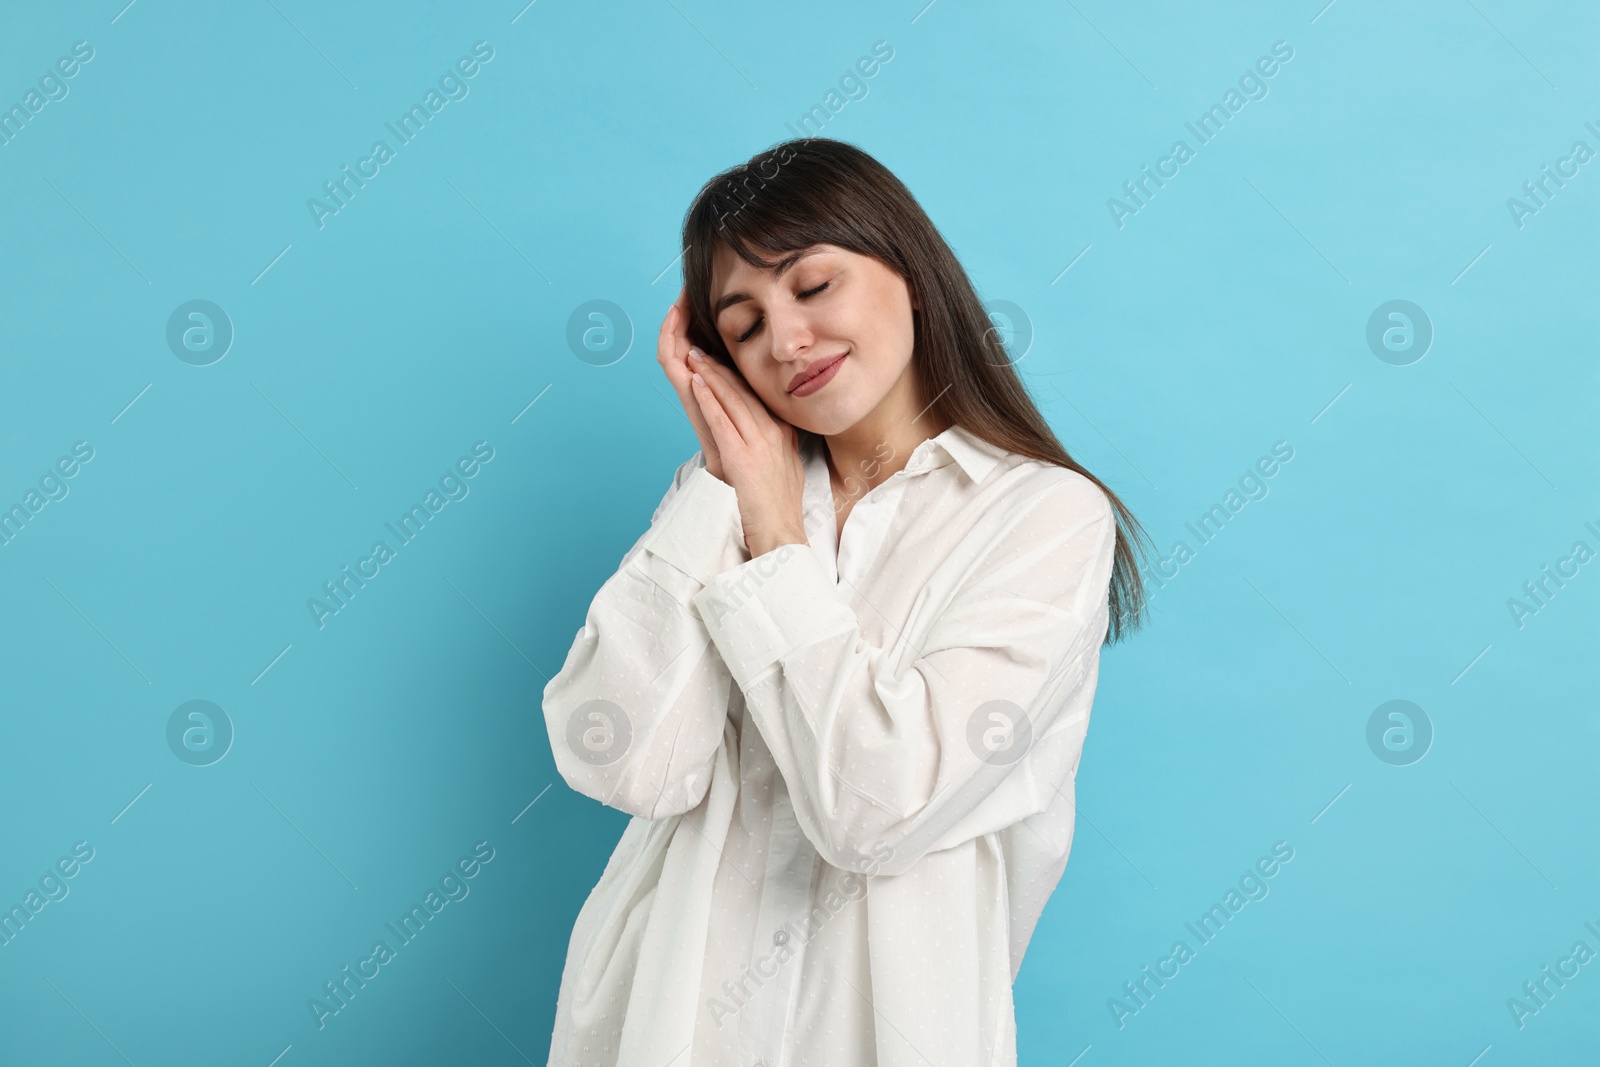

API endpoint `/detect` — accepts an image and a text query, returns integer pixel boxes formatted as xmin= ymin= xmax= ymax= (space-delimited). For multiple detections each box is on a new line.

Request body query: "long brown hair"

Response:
xmin=679 ymin=137 xmax=1151 ymax=644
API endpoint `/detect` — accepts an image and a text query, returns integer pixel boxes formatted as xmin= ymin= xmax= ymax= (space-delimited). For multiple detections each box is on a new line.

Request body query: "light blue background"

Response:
xmin=1 ymin=1 xmax=1595 ymax=1064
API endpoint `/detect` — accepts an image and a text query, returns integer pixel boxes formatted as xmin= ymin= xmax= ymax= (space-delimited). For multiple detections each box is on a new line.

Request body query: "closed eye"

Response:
xmin=734 ymin=281 xmax=830 ymax=344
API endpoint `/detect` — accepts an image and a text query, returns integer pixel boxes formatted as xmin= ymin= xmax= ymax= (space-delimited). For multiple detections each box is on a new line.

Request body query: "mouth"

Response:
xmin=787 ymin=352 xmax=847 ymax=396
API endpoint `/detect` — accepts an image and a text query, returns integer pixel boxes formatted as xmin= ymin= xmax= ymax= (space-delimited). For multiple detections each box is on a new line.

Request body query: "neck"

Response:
xmin=821 ymin=398 xmax=949 ymax=500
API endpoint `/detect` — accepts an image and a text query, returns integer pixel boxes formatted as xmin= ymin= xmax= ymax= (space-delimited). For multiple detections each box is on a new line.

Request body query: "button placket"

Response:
xmin=800 ymin=444 xmax=840 ymax=584
xmin=836 ymin=474 xmax=909 ymax=593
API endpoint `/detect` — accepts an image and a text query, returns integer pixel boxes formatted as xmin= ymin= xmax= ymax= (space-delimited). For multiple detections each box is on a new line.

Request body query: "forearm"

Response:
xmin=543 ymin=460 xmax=749 ymax=817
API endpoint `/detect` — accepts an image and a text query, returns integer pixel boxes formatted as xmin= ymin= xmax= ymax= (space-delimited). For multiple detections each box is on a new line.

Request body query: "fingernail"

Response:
xmin=689 ymin=347 xmax=704 ymax=362
xmin=692 ymin=372 xmax=705 ymax=386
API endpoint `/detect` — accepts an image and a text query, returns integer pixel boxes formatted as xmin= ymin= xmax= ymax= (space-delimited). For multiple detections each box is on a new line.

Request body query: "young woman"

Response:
xmin=541 ymin=138 xmax=1150 ymax=1067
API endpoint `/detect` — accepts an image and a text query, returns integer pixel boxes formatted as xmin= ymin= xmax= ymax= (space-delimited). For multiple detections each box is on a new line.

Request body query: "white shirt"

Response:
xmin=542 ymin=423 xmax=1118 ymax=1067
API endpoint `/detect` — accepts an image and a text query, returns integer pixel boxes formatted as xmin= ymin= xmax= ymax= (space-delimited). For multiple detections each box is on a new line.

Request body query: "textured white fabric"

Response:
xmin=542 ymin=424 xmax=1118 ymax=1067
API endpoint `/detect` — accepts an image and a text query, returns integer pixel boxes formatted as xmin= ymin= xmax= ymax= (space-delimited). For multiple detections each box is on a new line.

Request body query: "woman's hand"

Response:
xmin=657 ymin=288 xmax=724 ymax=481
xmin=687 ymin=349 xmax=809 ymax=559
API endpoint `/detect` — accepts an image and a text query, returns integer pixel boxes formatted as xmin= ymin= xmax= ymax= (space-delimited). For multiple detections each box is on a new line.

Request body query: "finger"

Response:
xmin=657 ymin=303 xmax=722 ymax=463
xmin=690 ymin=373 xmax=736 ymax=452
xmin=691 ymin=358 xmax=762 ymax=442
xmin=690 ymin=350 xmax=766 ymax=418
xmin=658 ymin=290 xmax=695 ymax=368
xmin=679 ymin=376 xmax=722 ymax=466
xmin=699 ymin=355 xmax=790 ymax=442
xmin=657 ymin=309 xmax=697 ymax=401
xmin=686 ymin=372 xmax=721 ymax=433
xmin=657 ymin=302 xmax=683 ymax=371
xmin=682 ymin=367 xmax=719 ymax=445
xmin=668 ymin=304 xmax=705 ymax=394
xmin=668 ymin=289 xmax=692 ymax=357
xmin=657 ymin=297 xmax=702 ymax=395
xmin=691 ymin=346 xmax=757 ymax=400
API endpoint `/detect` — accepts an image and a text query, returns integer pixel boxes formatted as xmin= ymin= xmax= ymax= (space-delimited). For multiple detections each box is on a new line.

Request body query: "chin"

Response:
xmin=783 ymin=402 xmax=873 ymax=437
xmin=773 ymin=363 xmax=886 ymax=435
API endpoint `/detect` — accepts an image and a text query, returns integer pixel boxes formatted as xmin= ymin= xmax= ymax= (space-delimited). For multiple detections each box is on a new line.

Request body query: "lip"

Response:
xmin=788 ymin=353 xmax=847 ymax=396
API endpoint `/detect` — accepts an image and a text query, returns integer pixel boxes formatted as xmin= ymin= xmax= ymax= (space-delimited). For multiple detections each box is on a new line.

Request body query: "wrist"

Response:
xmin=747 ymin=526 xmax=807 ymax=558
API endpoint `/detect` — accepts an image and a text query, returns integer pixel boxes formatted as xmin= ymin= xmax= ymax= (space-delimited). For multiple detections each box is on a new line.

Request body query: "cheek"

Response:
xmin=859 ymin=324 xmax=914 ymax=380
xmin=850 ymin=300 xmax=911 ymax=357
xmin=731 ymin=360 xmax=782 ymax=406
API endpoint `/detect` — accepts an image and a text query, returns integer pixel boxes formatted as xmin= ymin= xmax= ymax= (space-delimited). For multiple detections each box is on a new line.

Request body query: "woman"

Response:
xmin=541 ymin=138 xmax=1150 ymax=1067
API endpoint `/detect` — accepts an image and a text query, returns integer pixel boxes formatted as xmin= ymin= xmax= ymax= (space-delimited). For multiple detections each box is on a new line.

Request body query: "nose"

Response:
xmin=765 ymin=301 xmax=814 ymax=364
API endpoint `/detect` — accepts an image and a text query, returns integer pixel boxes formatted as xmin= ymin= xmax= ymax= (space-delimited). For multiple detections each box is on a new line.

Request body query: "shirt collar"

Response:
xmin=803 ymin=422 xmax=1008 ymax=485
xmin=907 ymin=423 xmax=1008 ymax=484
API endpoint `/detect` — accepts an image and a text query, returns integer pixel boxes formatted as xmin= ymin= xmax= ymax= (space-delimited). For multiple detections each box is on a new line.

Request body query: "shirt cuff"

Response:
xmin=693 ymin=542 xmax=855 ymax=692
xmin=637 ymin=465 xmax=749 ymax=589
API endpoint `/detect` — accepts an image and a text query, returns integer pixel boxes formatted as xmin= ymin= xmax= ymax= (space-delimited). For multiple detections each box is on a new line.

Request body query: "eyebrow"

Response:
xmin=712 ymin=247 xmax=826 ymax=318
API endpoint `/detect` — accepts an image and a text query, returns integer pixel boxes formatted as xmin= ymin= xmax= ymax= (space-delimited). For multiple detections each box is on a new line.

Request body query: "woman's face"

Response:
xmin=706 ymin=241 xmax=920 ymax=436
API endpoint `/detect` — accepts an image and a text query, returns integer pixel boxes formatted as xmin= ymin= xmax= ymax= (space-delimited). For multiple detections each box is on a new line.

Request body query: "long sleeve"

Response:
xmin=542 ymin=451 xmax=749 ymax=819
xmin=692 ymin=473 xmax=1117 ymax=877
